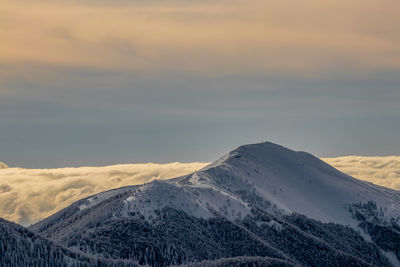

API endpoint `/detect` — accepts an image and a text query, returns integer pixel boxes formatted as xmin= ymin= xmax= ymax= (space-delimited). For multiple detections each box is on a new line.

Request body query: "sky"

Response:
xmin=1 ymin=0 xmax=400 ymax=168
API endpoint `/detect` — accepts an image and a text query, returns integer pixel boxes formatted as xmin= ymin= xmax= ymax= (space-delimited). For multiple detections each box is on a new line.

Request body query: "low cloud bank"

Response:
xmin=1 ymin=156 xmax=399 ymax=226
xmin=323 ymin=156 xmax=400 ymax=190
xmin=0 ymin=162 xmax=207 ymax=226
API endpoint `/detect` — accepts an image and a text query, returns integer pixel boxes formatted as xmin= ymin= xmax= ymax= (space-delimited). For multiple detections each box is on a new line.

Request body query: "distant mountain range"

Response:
xmin=2 ymin=142 xmax=400 ymax=266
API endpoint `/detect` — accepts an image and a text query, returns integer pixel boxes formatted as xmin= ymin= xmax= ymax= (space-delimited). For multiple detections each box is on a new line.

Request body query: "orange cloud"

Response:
xmin=1 ymin=0 xmax=399 ymax=75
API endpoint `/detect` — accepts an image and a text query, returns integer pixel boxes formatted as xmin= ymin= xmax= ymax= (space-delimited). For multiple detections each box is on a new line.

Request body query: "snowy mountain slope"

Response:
xmin=188 ymin=142 xmax=400 ymax=226
xmin=30 ymin=203 xmax=389 ymax=266
xmin=0 ymin=217 xmax=139 ymax=266
xmin=30 ymin=142 xmax=400 ymax=230
xmin=30 ymin=142 xmax=400 ymax=266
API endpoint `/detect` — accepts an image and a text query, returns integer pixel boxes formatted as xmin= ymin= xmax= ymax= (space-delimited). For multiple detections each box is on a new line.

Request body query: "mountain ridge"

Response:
xmin=29 ymin=141 xmax=400 ymax=266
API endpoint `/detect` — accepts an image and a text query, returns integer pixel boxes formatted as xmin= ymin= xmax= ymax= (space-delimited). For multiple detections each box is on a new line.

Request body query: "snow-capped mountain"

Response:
xmin=30 ymin=142 xmax=400 ymax=266
xmin=195 ymin=142 xmax=400 ymax=226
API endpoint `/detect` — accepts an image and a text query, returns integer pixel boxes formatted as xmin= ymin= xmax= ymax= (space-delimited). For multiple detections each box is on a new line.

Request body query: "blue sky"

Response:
xmin=1 ymin=0 xmax=399 ymax=167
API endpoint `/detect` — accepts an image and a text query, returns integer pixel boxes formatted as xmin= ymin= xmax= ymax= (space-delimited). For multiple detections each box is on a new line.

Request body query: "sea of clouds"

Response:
xmin=322 ymin=156 xmax=400 ymax=191
xmin=0 ymin=162 xmax=207 ymax=226
xmin=1 ymin=157 xmax=399 ymax=226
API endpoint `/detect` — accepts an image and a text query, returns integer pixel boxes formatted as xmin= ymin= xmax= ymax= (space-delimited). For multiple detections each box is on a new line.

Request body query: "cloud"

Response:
xmin=1 ymin=0 xmax=400 ymax=76
xmin=323 ymin=156 xmax=400 ymax=191
xmin=0 ymin=162 xmax=207 ymax=226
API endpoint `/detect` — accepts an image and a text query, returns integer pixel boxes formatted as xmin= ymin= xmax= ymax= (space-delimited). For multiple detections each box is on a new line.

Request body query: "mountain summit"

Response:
xmin=30 ymin=142 xmax=400 ymax=266
xmin=198 ymin=142 xmax=400 ymax=225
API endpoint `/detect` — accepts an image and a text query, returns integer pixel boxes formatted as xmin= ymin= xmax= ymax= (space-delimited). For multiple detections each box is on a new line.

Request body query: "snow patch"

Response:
xmin=123 ymin=181 xmax=213 ymax=222
xmin=79 ymin=187 xmax=130 ymax=211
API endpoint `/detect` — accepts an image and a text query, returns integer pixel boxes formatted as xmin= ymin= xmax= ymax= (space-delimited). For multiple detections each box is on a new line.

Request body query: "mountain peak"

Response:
xmin=231 ymin=141 xmax=316 ymax=161
xmin=29 ymin=141 xmax=400 ymax=266
xmin=236 ymin=141 xmax=289 ymax=151
xmin=205 ymin=141 xmax=319 ymax=172
xmin=199 ymin=141 xmax=400 ymax=225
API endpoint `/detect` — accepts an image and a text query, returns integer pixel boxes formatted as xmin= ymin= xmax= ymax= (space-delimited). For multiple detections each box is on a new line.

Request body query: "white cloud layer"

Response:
xmin=323 ymin=156 xmax=400 ymax=191
xmin=0 ymin=162 xmax=207 ymax=226
xmin=1 ymin=157 xmax=399 ymax=226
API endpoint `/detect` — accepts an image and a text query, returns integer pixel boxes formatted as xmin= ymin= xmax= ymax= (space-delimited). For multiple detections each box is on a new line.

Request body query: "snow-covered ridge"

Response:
xmin=29 ymin=141 xmax=400 ymax=266
xmin=37 ymin=141 xmax=400 ymax=231
xmin=3 ymin=152 xmax=400 ymax=226
xmin=198 ymin=142 xmax=400 ymax=225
